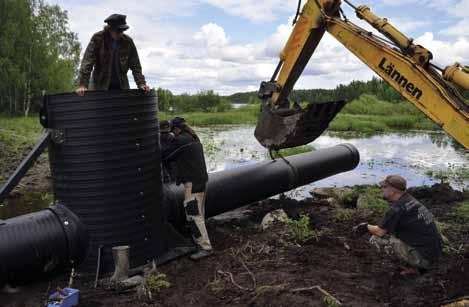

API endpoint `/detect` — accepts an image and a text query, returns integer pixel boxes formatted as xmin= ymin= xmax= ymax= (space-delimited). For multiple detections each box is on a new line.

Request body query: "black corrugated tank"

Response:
xmin=41 ymin=90 xmax=165 ymax=272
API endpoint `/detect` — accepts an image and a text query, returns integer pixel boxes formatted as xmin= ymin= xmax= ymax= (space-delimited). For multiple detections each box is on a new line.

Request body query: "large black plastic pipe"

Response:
xmin=164 ymin=143 xmax=360 ymax=224
xmin=0 ymin=143 xmax=358 ymax=286
xmin=0 ymin=204 xmax=89 ymax=286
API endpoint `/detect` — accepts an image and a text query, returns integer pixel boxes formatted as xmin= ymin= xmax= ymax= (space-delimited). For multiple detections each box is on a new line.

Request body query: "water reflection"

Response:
xmin=197 ymin=126 xmax=468 ymax=192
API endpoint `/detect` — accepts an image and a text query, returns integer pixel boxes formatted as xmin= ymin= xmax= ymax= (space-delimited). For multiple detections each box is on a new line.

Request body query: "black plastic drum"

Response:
xmin=41 ymin=90 xmax=164 ymax=272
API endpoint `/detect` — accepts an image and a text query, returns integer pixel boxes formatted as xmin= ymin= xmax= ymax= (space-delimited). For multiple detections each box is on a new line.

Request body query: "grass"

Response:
xmin=0 ymin=191 xmax=53 ymax=219
xmin=353 ymin=186 xmax=389 ymax=216
xmin=0 ymin=94 xmax=438 ymax=138
xmin=341 ymin=94 xmax=421 ymax=116
xmin=333 ymin=186 xmax=389 ymax=222
xmin=158 ymin=94 xmax=437 ymax=133
xmin=323 ymin=295 xmax=341 ymax=307
xmin=160 ymin=104 xmax=259 ymax=126
xmin=454 ymin=201 xmax=469 ymax=223
xmin=145 ymin=273 xmax=171 ymax=298
xmin=426 ymin=165 xmax=469 ymax=187
xmin=268 ymin=145 xmax=316 ymax=159
xmin=333 ymin=208 xmax=356 ymax=222
xmin=286 ymin=214 xmax=314 ymax=244
xmin=0 ymin=115 xmax=44 ymax=150
xmin=329 ymin=113 xmax=436 ymax=132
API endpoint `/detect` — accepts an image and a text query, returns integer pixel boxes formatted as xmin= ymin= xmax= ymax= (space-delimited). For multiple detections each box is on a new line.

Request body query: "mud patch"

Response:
xmin=2 ymin=183 xmax=468 ymax=307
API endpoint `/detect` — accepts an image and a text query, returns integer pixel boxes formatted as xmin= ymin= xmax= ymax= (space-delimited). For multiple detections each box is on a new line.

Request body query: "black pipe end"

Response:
xmin=337 ymin=143 xmax=360 ymax=169
xmin=49 ymin=204 xmax=90 ymax=268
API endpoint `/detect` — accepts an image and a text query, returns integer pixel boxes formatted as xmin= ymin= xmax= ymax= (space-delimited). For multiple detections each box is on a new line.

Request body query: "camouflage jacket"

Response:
xmin=78 ymin=30 xmax=146 ymax=90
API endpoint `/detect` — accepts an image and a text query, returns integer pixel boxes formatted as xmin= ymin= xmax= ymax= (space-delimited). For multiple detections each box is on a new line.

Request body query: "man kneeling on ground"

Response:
xmin=353 ymin=175 xmax=442 ymax=275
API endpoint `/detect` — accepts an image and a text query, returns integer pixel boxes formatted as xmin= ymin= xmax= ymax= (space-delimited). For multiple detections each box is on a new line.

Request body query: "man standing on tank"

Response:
xmin=76 ymin=14 xmax=150 ymax=95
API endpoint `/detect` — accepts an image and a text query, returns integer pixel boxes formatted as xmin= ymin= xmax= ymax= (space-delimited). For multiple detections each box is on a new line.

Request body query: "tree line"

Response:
xmin=156 ymin=78 xmax=407 ymax=113
xmin=157 ymin=89 xmax=232 ymax=113
xmin=1 ymin=0 xmax=467 ymax=116
xmin=226 ymin=77 xmax=469 ymax=105
xmin=0 ymin=0 xmax=80 ymax=116
xmin=146 ymin=76 xmax=469 ymax=113
xmin=226 ymin=77 xmax=404 ymax=105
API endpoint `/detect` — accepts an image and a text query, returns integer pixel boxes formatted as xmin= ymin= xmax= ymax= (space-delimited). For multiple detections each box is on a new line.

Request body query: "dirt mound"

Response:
xmin=409 ymin=183 xmax=465 ymax=206
xmin=1 ymin=184 xmax=468 ymax=307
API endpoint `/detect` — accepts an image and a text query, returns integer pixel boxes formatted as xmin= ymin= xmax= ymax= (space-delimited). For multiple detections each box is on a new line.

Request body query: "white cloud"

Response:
xmin=447 ymin=0 xmax=469 ymax=17
xmin=194 ymin=23 xmax=229 ymax=48
xmin=81 ymin=16 xmax=384 ymax=94
xmin=59 ymin=0 xmax=199 ymax=45
xmin=379 ymin=0 xmax=453 ymax=9
xmin=202 ymin=0 xmax=297 ymax=22
xmin=385 ymin=18 xmax=430 ymax=33
xmin=441 ymin=18 xmax=469 ymax=37
xmin=415 ymin=32 xmax=469 ymax=65
xmin=50 ymin=0 xmax=469 ymax=95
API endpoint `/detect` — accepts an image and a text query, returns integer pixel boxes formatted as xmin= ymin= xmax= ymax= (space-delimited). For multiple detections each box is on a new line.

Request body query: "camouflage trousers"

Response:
xmin=184 ymin=183 xmax=212 ymax=251
xmin=369 ymin=235 xmax=430 ymax=269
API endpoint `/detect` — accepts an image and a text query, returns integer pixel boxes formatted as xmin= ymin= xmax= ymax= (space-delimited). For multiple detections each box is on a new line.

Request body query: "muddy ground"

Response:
xmin=1 ymin=178 xmax=468 ymax=306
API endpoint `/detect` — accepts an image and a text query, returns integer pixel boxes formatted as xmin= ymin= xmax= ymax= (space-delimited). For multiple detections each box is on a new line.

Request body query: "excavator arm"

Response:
xmin=255 ymin=0 xmax=469 ymax=149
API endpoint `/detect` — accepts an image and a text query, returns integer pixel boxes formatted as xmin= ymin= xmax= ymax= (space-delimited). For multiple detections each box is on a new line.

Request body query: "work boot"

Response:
xmin=190 ymin=249 xmax=213 ymax=261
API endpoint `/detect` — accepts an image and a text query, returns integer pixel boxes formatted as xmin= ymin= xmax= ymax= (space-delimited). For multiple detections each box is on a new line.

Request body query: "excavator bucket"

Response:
xmin=254 ymin=100 xmax=347 ymax=150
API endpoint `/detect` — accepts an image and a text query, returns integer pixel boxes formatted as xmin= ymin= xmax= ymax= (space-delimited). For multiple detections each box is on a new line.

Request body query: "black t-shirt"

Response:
xmin=161 ymin=132 xmax=208 ymax=189
xmin=379 ymin=193 xmax=442 ymax=262
xmin=109 ymin=39 xmax=121 ymax=90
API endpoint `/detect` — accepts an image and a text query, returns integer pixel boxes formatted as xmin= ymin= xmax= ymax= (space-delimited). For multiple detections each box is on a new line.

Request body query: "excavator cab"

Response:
xmin=255 ymin=92 xmax=346 ymax=150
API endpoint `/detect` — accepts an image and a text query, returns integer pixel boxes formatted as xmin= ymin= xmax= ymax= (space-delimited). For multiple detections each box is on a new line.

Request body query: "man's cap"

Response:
xmin=379 ymin=175 xmax=407 ymax=191
xmin=170 ymin=117 xmax=186 ymax=127
xmin=104 ymin=14 xmax=129 ymax=32
xmin=159 ymin=120 xmax=171 ymax=133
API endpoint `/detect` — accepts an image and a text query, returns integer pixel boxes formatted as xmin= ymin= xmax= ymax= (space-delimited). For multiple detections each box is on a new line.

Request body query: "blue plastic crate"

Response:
xmin=47 ymin=288 xmax=79 ymax=307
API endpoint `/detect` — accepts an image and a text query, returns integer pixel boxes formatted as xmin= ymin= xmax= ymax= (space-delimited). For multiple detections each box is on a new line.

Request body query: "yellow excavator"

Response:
xmin=255 ymin=0 xmax=469 ymax=150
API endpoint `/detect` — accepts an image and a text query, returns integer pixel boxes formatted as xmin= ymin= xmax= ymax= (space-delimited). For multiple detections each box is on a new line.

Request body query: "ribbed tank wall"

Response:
xmin=42 ymin=90 xmax=164 ymax=272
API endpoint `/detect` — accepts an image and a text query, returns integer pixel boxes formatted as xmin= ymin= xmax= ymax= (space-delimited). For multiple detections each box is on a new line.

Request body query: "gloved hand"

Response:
xmin=352 ymin=222 xmax=369 ymax=238
xmin=139 ymin=84 xmax=151 ymax=94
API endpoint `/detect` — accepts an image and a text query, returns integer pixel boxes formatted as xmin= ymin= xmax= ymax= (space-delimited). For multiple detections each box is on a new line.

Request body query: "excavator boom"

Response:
xmin=255 ymin=0 xmax=469 ymax=149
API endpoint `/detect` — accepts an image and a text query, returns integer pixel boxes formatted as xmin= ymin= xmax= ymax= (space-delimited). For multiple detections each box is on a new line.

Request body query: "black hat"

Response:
xmin=170 ymin=117 xmax=186 ymax=127
xmin=104 ymin=14 xmax=129 ymax=32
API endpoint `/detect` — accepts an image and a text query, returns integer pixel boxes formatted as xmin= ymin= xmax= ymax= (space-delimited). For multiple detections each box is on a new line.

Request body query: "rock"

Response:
xmin=326 ymin=197 xmax=341 ymax=208
xmin=319 ymin=207 xmax=329 ymax=213
xmin=116 ymin=275 xmax=145 ymax=292
xmin=261 ymin=209 xmax=289 ymax=230
xmin=310 ymin=187 xmax=336 ymax=199
xmin=356 ymin=194 xmax=369 ymax=209
xmin=1 ymin=284 xmax=21 ymax=294
xmin=210 ymin=206 xmax=252 ymax=224
xmin=310 ymin=187 xmax=356 ymax=207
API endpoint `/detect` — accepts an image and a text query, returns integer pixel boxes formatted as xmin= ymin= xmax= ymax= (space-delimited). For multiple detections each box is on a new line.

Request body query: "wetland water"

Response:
xmin=197 ymin=125 xmax=468 ymax=197
xmin=1 ymin=125 xmax=467 ymax=218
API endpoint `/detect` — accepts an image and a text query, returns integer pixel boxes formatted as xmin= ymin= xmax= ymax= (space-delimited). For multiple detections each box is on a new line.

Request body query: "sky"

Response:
xmin=51 ymin=0 xmax=469 ymax=95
